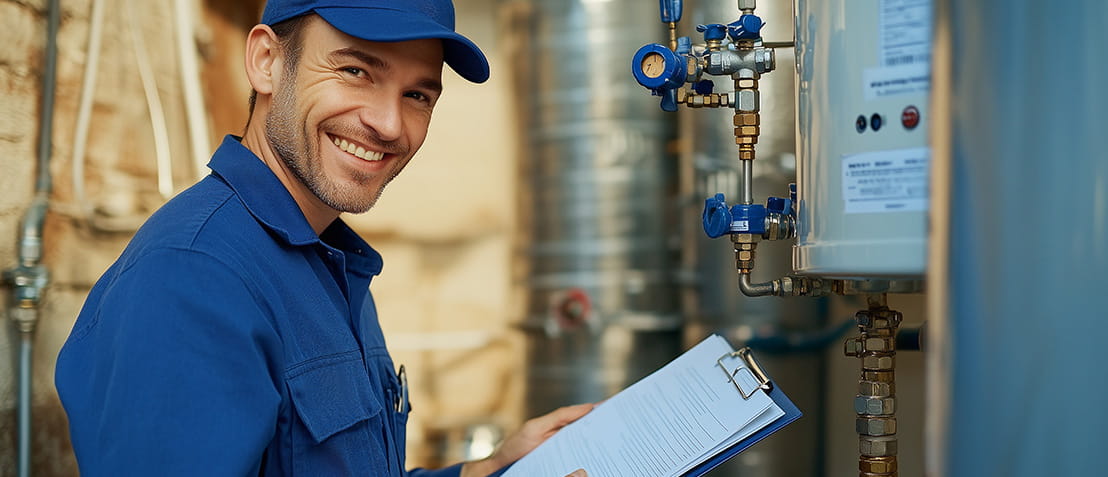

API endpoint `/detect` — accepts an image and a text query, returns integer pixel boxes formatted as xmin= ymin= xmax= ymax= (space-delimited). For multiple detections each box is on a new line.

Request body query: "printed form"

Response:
xmin=501 ymin=335 xmax=785 ymax=477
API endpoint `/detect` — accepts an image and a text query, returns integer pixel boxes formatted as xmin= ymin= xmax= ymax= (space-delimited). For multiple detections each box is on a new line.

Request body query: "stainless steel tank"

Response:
xmin=503 ymin=0 xmax=683 ymax=416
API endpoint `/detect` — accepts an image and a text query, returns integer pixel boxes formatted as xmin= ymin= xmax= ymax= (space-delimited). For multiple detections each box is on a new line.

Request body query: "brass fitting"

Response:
xmin=737 ymin=144 xmax=756 ymax=160
xmin=848 ymin=295 xmax=901 ymax=476
xmin=731 ymin=233 xmax=759 ymax=273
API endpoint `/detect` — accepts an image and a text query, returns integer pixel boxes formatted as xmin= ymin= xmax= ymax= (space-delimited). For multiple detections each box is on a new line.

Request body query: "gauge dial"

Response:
xmin=641 ymin=52 xmax=666 ymax=79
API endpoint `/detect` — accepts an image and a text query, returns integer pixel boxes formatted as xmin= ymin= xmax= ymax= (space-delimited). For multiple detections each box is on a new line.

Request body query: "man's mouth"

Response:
xmin=329 ymin=134 xmax=385 ymax=162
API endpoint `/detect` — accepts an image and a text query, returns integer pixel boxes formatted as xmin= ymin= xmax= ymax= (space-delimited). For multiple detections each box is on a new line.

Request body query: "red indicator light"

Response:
xmin=902 ymin=106 xmax=921 ymax=130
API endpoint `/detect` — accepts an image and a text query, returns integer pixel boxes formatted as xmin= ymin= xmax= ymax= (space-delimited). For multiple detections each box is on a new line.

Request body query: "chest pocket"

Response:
xmin=287 ymin=352 xmax=387 ymax=477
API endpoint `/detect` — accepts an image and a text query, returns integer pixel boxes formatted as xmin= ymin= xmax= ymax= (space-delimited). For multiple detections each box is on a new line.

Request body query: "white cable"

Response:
xmin=71 ymin=0 xmax=108 ymax=219
xmin=174 ymin=0 xmax=212 ymax=179
xmin=126 ymin=0 xmax=174 ymax=199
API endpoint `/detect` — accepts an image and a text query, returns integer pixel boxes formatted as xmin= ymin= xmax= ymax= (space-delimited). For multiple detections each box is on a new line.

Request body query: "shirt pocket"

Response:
xmin=287 ymin=352 xmax=387 ymax=477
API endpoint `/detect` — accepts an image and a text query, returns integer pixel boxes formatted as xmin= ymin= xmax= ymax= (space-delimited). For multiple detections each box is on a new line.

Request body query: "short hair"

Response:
xmin=244 ymin=15 xmax=308 ymax=131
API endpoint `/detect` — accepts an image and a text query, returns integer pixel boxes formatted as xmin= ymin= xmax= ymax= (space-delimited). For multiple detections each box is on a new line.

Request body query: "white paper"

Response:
xmin=501 ymin=335 xmax=785 ymax=477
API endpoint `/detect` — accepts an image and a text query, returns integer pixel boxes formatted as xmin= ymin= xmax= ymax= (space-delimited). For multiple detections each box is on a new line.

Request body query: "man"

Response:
xmin=55 ymin=1 xmax=590 ymax=475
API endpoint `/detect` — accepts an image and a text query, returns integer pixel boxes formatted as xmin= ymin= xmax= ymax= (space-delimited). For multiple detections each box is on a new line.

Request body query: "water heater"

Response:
xmin=794 ymin=0 xmax=932 ymax=278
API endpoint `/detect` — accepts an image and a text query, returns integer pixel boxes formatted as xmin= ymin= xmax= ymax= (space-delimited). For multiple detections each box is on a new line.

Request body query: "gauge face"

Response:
xmin=641 ymin=52 xmax=666 ymax=78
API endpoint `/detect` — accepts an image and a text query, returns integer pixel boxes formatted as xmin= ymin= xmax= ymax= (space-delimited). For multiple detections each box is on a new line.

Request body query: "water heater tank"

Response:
xmin=793 ymin=0 xmax=933 ymax=278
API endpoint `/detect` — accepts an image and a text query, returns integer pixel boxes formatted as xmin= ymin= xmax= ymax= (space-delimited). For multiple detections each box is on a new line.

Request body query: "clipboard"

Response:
xmin=495 ymin=335 xmax=801 ymax=477
xmin=680 ymin=346 xmax=803 ymax=477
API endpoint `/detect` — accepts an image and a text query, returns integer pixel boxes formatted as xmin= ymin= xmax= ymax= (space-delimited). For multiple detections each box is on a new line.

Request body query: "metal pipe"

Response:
xmin=738 ymin=273 xmax=775 ymax=296
xmin=17 ymin=329 xmax=34 ymax=477
xmin=740 ymin=159 xmax=753 ymax=204
xmin=9 ymin=1 xmax=62 ymax=476
xmin=36 ymin=0 xmax=60 ymax=195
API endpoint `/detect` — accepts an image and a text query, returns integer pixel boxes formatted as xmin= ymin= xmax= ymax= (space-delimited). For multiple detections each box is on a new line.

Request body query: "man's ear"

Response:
xmin=244 ymin=24 xmax=282 ymax=96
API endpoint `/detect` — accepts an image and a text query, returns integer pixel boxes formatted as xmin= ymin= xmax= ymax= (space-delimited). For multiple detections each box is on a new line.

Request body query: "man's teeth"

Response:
xmin=333 ymin=136 xmax=384 ymax=161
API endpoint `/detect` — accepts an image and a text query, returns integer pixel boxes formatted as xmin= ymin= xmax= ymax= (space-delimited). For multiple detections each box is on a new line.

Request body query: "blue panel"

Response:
xmin=943 ymin=0 xmax=1108 ymax=475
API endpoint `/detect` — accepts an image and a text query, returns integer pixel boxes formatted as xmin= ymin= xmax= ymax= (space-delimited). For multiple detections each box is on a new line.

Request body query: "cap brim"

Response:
xmin=315 ymin=7 xmax=490 ymax=83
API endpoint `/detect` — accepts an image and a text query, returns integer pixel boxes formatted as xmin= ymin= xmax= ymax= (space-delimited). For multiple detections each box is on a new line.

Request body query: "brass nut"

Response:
xmin=859 ymin=380 xmax=895 ymax=396
xmin=736 ymin=78 xmax=757 ymax=89
xmin=860 ymin=457 xmax=898 ymax=474
xmin=862 ymin=355 xmax=895 ymax=371
xmin=737 ymin=251 xmax=754 ymax=262
xmin=733 ymin=113 xmax=760 ymax=126
xmin=859 ymin=436 xmax=898 ymax=457
xmin=855 ymin=396 xmax=896 ymax=415
xmin=865 ymin=337 xmax=895 ymax=352
xmin=864 ymin=371 xmax=895 ymax=382
xmin=732 ymin=234 xmax=756 ymax=244
xmin=856 ymin=417 xmax=897 ymax=436
xmin=734 ymin=126 xmax=760 ymax=137
xmin=844 ymin=338 xmax=864 ymax=357
xmin=735 ymin=136 xmax=759 ymax=145
xmin=737 ymin=149 xmax=756 ymax=161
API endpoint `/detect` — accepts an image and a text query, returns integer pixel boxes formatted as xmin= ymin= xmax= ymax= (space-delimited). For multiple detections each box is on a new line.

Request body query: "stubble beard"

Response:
xmin=265 ymin=77 xmax=396 ymax=215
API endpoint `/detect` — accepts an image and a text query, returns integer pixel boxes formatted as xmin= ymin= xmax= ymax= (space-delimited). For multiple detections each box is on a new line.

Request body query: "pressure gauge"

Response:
xmin=632 ymin=43 xmax=685 ymax=91
xmin=641 ymin=52 xmax=667 ymax=79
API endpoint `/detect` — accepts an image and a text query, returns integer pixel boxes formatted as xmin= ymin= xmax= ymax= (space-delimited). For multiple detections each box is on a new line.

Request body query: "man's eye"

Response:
xmin=405 ymin=91 xmax=431 ymax=103
xmin=342 ymin=67 xmax=364 ymax=77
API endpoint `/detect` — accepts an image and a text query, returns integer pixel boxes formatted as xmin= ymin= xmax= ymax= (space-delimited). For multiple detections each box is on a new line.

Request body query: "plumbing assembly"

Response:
xmin=632 ymin=1 xmax=933 ymax=475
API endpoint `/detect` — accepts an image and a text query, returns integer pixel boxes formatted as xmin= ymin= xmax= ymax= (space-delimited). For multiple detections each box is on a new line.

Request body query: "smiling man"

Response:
xmin=55 ymin=1 xmax=589 ymax=476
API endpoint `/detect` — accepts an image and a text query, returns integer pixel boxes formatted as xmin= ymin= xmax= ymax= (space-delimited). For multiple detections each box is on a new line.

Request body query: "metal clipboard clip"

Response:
xmin=716 ymin=347 xmax=773 ymax=400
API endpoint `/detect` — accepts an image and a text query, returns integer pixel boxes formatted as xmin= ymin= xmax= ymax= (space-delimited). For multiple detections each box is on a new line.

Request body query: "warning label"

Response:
xmin=842 ymin=148 xmax=930 ymax=214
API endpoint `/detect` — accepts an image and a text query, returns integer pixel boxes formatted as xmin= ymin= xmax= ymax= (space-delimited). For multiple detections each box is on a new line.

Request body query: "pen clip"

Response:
xmin=716 ymin=347 xmax=772 ymax=400
xmin=396 ymin=364 xmax=409 ymax=413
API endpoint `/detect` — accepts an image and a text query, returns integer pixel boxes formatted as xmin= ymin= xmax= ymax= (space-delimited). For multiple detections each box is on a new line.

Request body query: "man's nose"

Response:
xmin=358 ymin=97 xmax=403 ymax=143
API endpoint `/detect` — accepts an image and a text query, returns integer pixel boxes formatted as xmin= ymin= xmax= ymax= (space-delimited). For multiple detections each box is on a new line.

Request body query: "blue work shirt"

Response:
xmin=56 ymin=136 xmax=464 ymax=477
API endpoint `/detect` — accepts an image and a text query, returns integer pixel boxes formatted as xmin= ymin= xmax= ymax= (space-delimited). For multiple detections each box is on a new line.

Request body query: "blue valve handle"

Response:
xmin=728 ymin=14 xmax=764 ymax=41
xmin=702 ymin=193 xmax=733 ymax=238
xmin=696 ymin=23 xmax=728 ymax=42
xmin=766 ymin=196 xmax=794 ymax=216
xmin=660 ymin=0 xmax=683 ymax=23
xmin=660 ymin=89 xmax=678 ymax=112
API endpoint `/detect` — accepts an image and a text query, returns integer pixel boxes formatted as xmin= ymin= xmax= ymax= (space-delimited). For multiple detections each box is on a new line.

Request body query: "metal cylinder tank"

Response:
xmin=679 ymin=1 xmax=828 ymax=476
xmin=794 ymin=0 xmax=933 ymax=278
xmin=503 ymin=0 xmax=683 ymax=417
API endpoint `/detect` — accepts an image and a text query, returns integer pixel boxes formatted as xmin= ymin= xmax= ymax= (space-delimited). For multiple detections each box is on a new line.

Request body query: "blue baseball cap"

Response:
xmin=260 ymin=0 xmax=490 ymax=83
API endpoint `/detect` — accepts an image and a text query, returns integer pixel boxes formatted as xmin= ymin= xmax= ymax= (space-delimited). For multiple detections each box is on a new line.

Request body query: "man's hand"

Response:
xmin=460 ymin=403 xmax=595 ymax=477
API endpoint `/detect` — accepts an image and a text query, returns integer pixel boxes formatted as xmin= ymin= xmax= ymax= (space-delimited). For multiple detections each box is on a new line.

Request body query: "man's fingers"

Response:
xmin=564 ymin=469 xmax=587 ymax=477
xmin=533 ymin=403 xmax=595 ymax=430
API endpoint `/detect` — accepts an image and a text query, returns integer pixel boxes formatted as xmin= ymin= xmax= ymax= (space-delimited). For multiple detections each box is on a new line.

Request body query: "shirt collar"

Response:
xmin=208 ymin=135 xmax=383 ymax=276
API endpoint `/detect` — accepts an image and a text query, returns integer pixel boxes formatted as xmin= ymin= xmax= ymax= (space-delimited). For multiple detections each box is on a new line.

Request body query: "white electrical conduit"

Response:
xmin=71 ymin=0 xmax=107 ymax=220
xmin=126 ymin=0 xmax=174 ymax=199
xmin=173 ymin=0 xmax=212 ymax=179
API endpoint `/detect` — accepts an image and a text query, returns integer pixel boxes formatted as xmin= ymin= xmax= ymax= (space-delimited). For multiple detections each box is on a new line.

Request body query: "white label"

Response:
xmin=863 ymin=63 xmax=930 ymax=100
xmin=879 ymin=0 xmax=932 ymax=67
xmin=842 ymin=148 xmax=929 ymax=214
xmin=734 ymin=220 xmax=750 ymax=232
